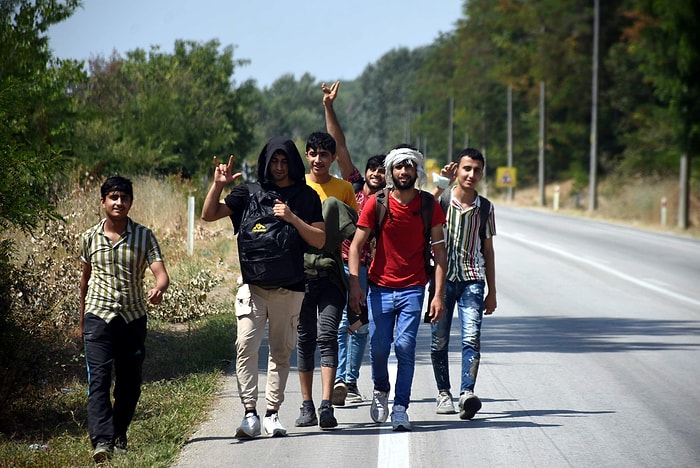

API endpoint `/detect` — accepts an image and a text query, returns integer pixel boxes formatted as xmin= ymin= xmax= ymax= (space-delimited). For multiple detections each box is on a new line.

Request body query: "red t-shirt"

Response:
xmin=357 ymin=191 xmax=445 ymax=288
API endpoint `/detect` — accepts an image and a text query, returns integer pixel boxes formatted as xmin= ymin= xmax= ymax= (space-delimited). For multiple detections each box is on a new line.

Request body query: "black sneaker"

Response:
xmin=318 ymin=405 xmax=338 ymax=429
xmin=458 ymin=391 xmax=482 ymax=420
xmin=114 ymin=434 xmax=128 ymax=455
xmin=294 ymin=404 xmax=318 ymax=427
xmin=92 ymin=442 xmax=114 ymax=463
xmin=345 ymin=381 xmax=363 ymax=404
xmin=332 ymin=380 xmax=347 ymax=406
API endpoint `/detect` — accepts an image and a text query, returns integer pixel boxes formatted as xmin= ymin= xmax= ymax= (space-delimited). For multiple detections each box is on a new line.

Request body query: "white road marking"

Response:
xmin=377 ymin=356 xmax=410 ymax=468
xmin=501 ymin=232 xmax=700 ymax=308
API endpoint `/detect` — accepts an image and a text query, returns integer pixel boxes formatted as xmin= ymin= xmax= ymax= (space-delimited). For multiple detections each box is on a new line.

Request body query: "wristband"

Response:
xmin=432 ymin=172 xmax=450 ymax=190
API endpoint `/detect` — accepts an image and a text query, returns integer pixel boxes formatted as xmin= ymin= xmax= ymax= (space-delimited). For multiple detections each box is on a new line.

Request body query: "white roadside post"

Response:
xmin=188 ymin=195 xmax=195 ymax=256
xmin=660 ymin=196 xmax=667 ymax=227
xmin=553 ymin=185 xmax=560 ymax=211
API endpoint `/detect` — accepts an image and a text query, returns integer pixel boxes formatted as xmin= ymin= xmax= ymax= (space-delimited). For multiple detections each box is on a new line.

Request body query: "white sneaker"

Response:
xmin=235 ymin=412 xmax=261 ymax=438
xmin=435 ymin=391 xmax=457 ymax=414
xmin=262 ymin=413 xmax=288 ymax=437
xmin=370 ymin=390 xmax=389 ymax=423
xmin=391 ymin=405 xmax=411 ymax=431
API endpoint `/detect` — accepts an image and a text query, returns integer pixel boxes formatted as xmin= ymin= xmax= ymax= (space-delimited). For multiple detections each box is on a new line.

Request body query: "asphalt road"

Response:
xmin=173 ymin=206 xmax=700 ymax=468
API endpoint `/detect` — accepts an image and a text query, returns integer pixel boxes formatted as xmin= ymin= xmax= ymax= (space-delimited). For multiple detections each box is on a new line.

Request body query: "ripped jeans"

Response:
xmin=430 ymin=280 xmax=485 ymax=394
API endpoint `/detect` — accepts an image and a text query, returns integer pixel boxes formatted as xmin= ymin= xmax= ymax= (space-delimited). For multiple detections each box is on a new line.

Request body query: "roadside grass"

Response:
xmin=0 ymin=314 xmax=236 ymax=467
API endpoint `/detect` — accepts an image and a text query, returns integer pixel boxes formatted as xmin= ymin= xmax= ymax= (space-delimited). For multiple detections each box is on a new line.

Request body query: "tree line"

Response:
xmin=1 ymin=0 xmax=698 ymax=242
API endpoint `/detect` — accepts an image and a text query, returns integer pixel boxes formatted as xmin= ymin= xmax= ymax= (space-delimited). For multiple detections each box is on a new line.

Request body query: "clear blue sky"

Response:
xmin=48 ymin=0 xmax=464 ymax=88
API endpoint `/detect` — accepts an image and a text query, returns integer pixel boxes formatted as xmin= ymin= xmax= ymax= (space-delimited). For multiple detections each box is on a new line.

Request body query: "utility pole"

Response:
xmin=448 ymin=97 xmax=455 ymax=165
xmin=507 ymin=84 xmax=513 ymax=202
xmin=679 ymin=153 xmax=689 ymax=229
xmin=588 ymin=0 xmax=599 ymax=211
xmin=539 ymin=81 xmax=546 ymax=206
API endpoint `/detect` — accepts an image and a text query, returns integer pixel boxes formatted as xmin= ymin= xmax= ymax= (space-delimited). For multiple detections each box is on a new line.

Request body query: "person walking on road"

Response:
xmin=320 ymin=81 xmax=386 ymax=406
xmin=430 ymin=148 xmax=497 ymax=420
xmin=348 ymin=145 xmax=447 ymax=431
xmin=202 ymin=138 xmax=325 ymax=438
xmin=333 ymin=154 xmax=385 ymax=405
xmin=295 ymin=126 xmax=359 ymax=430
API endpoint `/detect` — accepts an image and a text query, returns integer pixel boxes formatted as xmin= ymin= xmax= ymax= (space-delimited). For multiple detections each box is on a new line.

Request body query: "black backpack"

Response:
xmin=237 ymin=183 xmax=305 ymax=288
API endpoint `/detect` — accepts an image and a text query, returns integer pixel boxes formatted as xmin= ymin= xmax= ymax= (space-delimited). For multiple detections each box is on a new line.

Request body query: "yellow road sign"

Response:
xmin=496 ymin=167 xmax=517 ymax=188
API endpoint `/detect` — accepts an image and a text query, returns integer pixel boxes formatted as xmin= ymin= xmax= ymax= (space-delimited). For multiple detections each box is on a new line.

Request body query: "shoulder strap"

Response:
xmin=420 ymin=190 xmax=436 ymax=277
xmin=246 ymin=182 xmax=262 ymax=196
xmin=352 ymin=178 xmax=365 ymax=194
xmin=419 ymin=190 xmax=435 ymax=241
xmin=438 ymin=189 xmax=450 ymax=218
xmin=374 ymin=188 xmax=389 ymax=235
xmin=478 ymin=195 xmax=491 ymax=243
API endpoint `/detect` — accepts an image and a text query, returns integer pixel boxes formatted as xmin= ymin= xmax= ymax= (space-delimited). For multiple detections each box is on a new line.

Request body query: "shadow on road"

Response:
xmin=483 ymin=315 xmax=700 ymax=353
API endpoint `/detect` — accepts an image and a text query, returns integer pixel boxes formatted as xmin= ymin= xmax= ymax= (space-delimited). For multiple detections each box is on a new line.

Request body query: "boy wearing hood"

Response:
xmin=202 ymin=137 xmax=325 ymax=438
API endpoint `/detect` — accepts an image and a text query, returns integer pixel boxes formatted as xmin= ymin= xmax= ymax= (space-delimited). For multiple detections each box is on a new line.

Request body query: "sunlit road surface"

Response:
xmin=174 ymin=207 xmax=700 ymax=468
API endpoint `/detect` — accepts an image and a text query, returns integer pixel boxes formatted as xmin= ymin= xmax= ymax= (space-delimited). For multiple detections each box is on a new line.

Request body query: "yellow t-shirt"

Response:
xmin=305 ymin=175 xmax=359 ymax=211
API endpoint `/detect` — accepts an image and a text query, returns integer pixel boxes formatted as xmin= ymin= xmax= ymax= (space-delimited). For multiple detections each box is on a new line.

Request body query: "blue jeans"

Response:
xmin=368 ymin=283 xmax=424 ymax=408
xmin=336 ymin=263 xmax=369 ymax=384
xmin=430 ymin=280 xmax=485 ymax=394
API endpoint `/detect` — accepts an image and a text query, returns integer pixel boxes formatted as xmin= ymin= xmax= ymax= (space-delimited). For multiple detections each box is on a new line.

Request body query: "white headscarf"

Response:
xmin=384 ymin=147 xmax=427 ymax=188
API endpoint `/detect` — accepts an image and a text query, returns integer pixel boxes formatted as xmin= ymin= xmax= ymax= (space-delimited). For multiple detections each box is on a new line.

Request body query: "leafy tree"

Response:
xmin=72 ymin=40 xmax=257 ymax=177
xmin=252 ymin=72 xmax=325 ymax=149
xmin=413 ymin=0 xmax=644 ymax=187
xmin=0 ymin=0 xmax=85 ymax=413
xmin=618 ymin=1 xmax=700 ymax=177
xmin=1 ymin=0 xmax=84 ymax=233
xmin=343 ymin=47 xmax=430 ymax=165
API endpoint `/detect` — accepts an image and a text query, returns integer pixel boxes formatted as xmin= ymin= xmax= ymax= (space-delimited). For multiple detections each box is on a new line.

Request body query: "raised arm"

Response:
xmin=322 ymin=81 xmax=357 ymax=180
xmin=432 ymin=161 xmax=458 ymax=197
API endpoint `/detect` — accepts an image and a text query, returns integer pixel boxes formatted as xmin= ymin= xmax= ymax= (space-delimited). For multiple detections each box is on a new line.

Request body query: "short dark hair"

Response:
xmin=365 ymin=154 xmax=385 ymax=171
xmin=305 ymin=132 xmax=336 ymax=154
xmin=455 ymin=148 xmax=485 ymax=169
xmin=391 ymin=143 xmax=418 ymax=152
xmin=100 ymin=176 xmax=133 ymax=200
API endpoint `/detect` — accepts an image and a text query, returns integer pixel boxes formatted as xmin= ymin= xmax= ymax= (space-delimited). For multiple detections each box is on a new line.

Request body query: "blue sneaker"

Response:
xmin=391 ymin=405 xmax=411 ymax=431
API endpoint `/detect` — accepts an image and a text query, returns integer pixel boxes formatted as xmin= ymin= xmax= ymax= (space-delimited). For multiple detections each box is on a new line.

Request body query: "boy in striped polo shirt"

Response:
xmin=430 ymin=148 xmax=497 ymax=420
xmin=79 ymin=176 xmax=170 ymax=463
